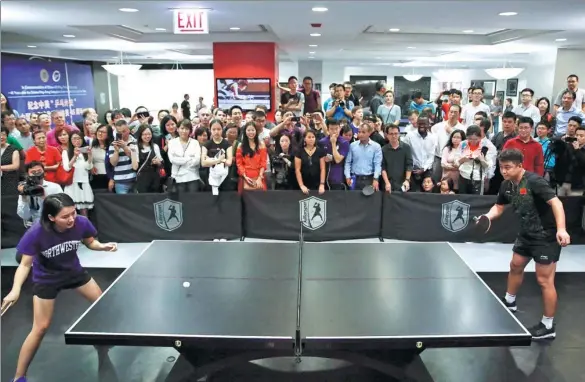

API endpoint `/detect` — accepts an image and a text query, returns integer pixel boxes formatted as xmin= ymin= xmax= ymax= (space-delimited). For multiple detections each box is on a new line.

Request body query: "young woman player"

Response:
xmin=2 ymin=193 xmax=118 ymax=382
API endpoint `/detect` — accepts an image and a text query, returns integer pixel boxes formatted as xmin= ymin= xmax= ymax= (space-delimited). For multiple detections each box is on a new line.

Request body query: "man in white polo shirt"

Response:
xmin=513 ymin=88 xmax=541 ymax=126
xmin=461 ymin=86 xmax=491 ymax=127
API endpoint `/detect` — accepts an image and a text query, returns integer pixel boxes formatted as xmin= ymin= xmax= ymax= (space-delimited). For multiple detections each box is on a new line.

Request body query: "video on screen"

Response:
xmin=216 ymin=78 xmax=271 ymax=111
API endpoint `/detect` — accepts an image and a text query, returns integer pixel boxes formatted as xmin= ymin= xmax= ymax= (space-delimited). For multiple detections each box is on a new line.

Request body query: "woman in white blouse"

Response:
xmin=441 ymin=129 xmax=466 ymax=192
xmin=62 ymin=131 xmax=94 ymax=215
xmin=168 ymin=119 xmax=201 ymax=193
xmin=90 ymin=124 xmax=112 ymax=190
xmin=135 ymin=124 xmax=164 ymax=193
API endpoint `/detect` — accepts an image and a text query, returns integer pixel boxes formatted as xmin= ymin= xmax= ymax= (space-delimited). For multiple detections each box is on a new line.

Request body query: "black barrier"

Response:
xmin=382 ymin=193 xmax=585 ymax=244
xmin=1 ymin=196 xmax=27 ymax=249
xmin=94 ymin=192 xmax=242 ymax=243
xmin=243 ymin=191 xmax=383 ymax=241
xmin=382 ymin=193 xmax=520 ymax=243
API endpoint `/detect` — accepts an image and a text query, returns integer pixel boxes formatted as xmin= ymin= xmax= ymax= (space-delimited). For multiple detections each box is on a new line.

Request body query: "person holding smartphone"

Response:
xmin=62 ymin=131 xmax=94 ymax=216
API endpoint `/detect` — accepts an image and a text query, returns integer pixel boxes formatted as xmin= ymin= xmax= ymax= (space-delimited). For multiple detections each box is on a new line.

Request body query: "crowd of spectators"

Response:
xmin=1 ymin=74 xmax=584 ymax=226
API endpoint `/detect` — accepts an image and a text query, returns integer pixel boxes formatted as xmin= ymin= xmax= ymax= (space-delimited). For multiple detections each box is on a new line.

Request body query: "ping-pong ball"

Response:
xmin=183 ymin=282 xmax=190 ymax=288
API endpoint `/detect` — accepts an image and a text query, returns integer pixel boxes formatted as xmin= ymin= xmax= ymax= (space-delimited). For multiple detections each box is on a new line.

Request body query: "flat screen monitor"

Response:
xmin=216 ymin=78 xmax=271 ymax=111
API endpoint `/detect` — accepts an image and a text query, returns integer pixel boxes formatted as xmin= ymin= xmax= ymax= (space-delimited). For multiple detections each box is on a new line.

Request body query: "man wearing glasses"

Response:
xmin=461 ymin=87 xmax=491 ymax=127
xmin=513 ymin=88 xmax=541 ymax=126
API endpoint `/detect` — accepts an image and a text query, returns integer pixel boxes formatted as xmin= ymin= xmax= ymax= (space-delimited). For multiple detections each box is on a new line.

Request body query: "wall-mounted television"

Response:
xmin=216 ymin=78 xmax=271 ymax=111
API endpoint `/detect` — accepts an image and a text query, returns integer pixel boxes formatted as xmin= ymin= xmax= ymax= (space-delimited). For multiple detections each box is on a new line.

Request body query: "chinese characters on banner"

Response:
xmin=0 ymin=55 xmax=96 ymax=125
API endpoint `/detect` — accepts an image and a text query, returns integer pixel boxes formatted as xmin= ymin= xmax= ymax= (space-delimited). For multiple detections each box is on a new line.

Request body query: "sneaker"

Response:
xmin=501 ymin=297 xmax=517 ymax=312
xmin=213 ymin=239 xmax=220 ymax=242
xmin=529 ymin=322 xmax=556 ymax=340
xmin=219 ymin=239 xmax=227 ymax=242
xmin=12 ymin=377 xmax=27 ymax=382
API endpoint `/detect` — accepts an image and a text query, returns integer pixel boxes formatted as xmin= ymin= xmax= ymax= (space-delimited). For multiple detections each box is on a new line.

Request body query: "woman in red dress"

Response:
xmin=25 ymin=130 xmax=61 ymax=183
xmin=235 ymin=122 xmax=267 ymax=192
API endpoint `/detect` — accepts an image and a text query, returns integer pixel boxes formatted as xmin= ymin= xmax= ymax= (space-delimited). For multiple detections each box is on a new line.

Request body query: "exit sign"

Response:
xmin=173 ymin=9 xmax=209 ymax=34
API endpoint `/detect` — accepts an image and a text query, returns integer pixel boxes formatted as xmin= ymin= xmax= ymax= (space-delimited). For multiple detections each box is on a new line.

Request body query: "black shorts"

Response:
xmin=33 ymin=271 xmax=92 ymax=300
xmin=513 ymin=237 xmax=561 ymax=265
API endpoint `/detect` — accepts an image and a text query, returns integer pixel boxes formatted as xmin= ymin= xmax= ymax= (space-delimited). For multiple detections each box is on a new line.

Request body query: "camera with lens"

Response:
xmin=272 ymin=155 xmax=289 ymax=186
xmin=339 ymin=100 xmax=346 ymax=108
xmin=19 ymin=174 xmax=44 ymax=197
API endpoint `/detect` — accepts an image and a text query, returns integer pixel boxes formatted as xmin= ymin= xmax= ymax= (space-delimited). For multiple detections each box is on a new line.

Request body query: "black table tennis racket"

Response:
xmin=473 ymin=215 xmax=491 ymax=234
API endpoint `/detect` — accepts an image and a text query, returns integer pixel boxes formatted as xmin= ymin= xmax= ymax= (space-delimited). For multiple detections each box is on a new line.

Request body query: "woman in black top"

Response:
xmin=135 ymin=124 xmax=163 ymax=193
xmin=202 ymin=119 xmax=233 ymax=191
xmin=295 ymin=130 xmax=326 ymax=194
xmin=1 ymin=126 xmax=20 ymax=195
xmin=271 ymin=134 xmax=295 ymax=190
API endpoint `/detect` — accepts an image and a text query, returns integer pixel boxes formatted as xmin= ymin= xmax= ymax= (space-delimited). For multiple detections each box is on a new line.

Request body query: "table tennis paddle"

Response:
xmin=362 ymin=185 xmax=375 ymax=197
xmin=1 ymin=301 xmax=13 ymax=317
xmin=473 ymin=215 xmax=491 ymax=234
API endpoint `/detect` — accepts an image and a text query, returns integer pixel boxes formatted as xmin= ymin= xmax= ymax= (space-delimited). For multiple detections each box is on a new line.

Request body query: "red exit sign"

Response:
xmin=173 ymin=9 xmax=209 ymax=34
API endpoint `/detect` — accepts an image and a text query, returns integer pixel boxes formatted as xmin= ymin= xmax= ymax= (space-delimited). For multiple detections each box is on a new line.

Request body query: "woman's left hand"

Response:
xmin=318 ymin=184 xmax=325 ymax=194
xmin=256 ymin=177 xmax=263 ymax=189
xmin=102 ymin=242 xmax=118 ymax=252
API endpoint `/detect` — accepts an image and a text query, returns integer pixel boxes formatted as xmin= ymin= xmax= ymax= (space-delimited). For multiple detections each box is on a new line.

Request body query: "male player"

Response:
xmin=477 ymin=148 xmax=570 ymax=340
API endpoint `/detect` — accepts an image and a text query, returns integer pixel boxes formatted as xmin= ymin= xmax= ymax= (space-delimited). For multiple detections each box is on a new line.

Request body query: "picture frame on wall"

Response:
xmin=506 ymin=79 xmax=518 ymax=97
xmin=496 ymin=91 xmax=505 ymax=100
xmin=470 ymin=79 xmax=496 ymax=98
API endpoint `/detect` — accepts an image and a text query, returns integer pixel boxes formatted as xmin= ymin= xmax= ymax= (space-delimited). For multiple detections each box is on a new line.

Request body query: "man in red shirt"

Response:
xmin=503 ymin=116 xmax=544 ymax=176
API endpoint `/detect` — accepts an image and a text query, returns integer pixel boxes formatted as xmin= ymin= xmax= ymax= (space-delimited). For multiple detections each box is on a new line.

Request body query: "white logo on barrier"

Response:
xmin=299 ymin=196 xmax=327 ymax=231
xmin=154 ymin=199 xmax=183 ymax=232
xmin=441 ymin=200 xmax=470 ymax=233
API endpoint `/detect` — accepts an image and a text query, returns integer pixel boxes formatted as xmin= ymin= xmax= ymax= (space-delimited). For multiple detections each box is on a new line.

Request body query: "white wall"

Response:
xmin=118 ymin=69 xmax=214 ymax=115
xmin=278 ymin=62 xmax=298 ymax=83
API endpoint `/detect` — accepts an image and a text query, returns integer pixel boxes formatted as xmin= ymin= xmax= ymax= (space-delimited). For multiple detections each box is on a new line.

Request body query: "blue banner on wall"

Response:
xmin=1 ymin=55 xmax=95 ymax=125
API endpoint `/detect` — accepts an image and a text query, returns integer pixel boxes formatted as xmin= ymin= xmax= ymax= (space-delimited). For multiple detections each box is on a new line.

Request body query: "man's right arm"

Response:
xmin=17 ymin=195 xmax=31 ymax=221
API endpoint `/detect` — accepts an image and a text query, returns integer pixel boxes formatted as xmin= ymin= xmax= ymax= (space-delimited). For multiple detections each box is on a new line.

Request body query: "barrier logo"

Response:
xmin=299 ymin=196 xmax=327 ymax=231
xmin=154 ymin=199 xmax=183 ymax=232
xmin=441 ymin=200 xmax=470 ymax=233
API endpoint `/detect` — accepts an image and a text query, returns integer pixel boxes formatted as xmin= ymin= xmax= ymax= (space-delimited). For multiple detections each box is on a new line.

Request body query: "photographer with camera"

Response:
xmin=325 ymin=84 xmax=354 ymax=122
xmin=17 ymin=161 xmax=63 ymax=226
xmin=552 ymin=124 xmax=585 ymax=196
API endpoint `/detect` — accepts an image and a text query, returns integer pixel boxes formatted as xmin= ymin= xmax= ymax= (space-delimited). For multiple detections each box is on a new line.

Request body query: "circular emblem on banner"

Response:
xmin=52 ymin=70 xmax=61 ymax=82
xmin=40 ymin=69 xmax=49 ymax=83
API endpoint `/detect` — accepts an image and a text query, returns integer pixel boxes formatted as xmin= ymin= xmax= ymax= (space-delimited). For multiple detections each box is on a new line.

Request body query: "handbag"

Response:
xmin=165 ymin=139 xmax=191 ymax=191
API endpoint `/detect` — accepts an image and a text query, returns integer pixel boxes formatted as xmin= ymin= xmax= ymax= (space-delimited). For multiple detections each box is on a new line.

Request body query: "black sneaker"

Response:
xmin=529 ymin=322 xmax=556 ymax=340
xmin=501 ymin=297 xmax=517 ymax=312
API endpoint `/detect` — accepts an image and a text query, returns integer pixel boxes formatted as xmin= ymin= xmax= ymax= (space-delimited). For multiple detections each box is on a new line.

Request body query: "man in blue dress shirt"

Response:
xmin=344 ymin=123 xmax=383 ymax=191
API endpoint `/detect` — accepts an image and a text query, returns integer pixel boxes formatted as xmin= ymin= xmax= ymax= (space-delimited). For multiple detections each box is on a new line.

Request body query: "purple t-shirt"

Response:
xmin=318 ymin=136 xmax=350 ymax=185
xmin=16 ymin=216 xmax=97 ymax=284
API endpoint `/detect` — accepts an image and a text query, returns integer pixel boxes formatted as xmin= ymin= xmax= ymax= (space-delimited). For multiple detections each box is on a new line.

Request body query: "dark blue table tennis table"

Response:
xmin=65 ymin=240 xmax=531 ymax=380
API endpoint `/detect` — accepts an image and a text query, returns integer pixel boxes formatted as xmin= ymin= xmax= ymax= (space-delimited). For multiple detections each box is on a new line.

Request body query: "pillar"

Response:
xmin=552 ymin=49 xmax=585 ymax=100
xmin=213 ymin=42 xmax=278 ymax=119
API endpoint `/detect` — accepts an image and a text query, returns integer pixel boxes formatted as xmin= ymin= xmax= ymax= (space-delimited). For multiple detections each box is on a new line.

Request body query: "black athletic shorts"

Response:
xmin=513 ymin=236 xmax=561 ymax=265
xmin=33 ymin=271 xmax=92 ymax=300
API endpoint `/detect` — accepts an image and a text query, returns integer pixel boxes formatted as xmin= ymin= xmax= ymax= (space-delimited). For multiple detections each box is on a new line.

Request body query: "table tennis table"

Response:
xmin=65 ymin=240 xmax=531 ymax=381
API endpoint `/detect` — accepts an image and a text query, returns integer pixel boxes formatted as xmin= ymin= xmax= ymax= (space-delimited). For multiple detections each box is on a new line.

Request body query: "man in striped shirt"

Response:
xmin=108 ymin=120 xmax=138 ymax=194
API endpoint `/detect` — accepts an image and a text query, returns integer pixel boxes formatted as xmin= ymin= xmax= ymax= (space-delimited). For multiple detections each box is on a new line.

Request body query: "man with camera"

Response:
xmin=325 ymin=84 xmax=354 ymax=122
xmin=15 ymin=161 xmax=62 ymax=263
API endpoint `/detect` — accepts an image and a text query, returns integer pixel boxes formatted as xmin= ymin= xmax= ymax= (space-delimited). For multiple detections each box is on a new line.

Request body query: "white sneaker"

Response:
xmin=213 ymin=239 xmax=220 ymax=242
xmin=219 ymin=239 xmax=227 ymax=242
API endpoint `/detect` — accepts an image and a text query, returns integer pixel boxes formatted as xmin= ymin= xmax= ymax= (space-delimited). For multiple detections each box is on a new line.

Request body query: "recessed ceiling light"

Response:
xmin=555 ymin=38 xmax=567 ymax=42
xmin=389 ymin=28 xmax=400 ymax=32
xmin=27 ymin=45 xmax=37 ymax=48
xmin=309 ymin=44 xmax=318 ymax=47
xmin=155 ymin=28 xmax=166 ymax=31
xmin=407 ymin=46 xmax=416 ymax=49
xmin=63 ymin=34 xmax=76 ymax=38
xmin=499 ymin=12 xmax=518 ymax=16
xmin=119 ymin=8 xmax=139 ymax=12
xmin=463 ymin=30 xmax=474 ymax=33
xmin=309 ymin=56 xmax=315 ymax=59
xmin=310 ymin=33 xmax=321 ymax=37
xmin=309 ymin=51 xmax=316 ymax=54
xmin=312 ymin=7 xmax=328 ymax=12
xmin=230 ymin=27 xmax=241 ymax=31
